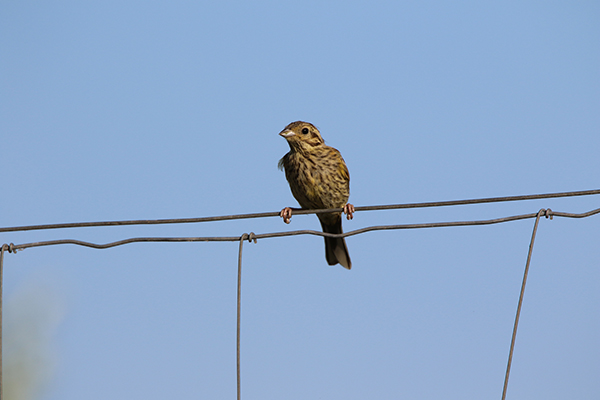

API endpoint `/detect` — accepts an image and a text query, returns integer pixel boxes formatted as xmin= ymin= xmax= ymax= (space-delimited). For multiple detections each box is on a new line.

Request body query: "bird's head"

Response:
xmin=279 ymin=121 xmax=324 ymax=151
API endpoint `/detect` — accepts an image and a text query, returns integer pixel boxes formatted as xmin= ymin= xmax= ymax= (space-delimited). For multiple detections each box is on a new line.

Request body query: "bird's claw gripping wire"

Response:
xmin=281 ymin=204 xmax=355 ymax=224
xmin=344 ymin=203 xmax=355 ymax=220
xmin=280 ymin=207 xmax=294 ymax=224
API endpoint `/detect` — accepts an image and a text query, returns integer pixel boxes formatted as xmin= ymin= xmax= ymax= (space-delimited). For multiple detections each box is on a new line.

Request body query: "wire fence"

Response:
xmin=1 ymin=188 xmax=599 ymax=400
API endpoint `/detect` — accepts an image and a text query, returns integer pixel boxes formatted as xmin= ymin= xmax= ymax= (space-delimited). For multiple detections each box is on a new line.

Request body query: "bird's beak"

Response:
xmin=279 ymin=129 xmax=295 ymax=138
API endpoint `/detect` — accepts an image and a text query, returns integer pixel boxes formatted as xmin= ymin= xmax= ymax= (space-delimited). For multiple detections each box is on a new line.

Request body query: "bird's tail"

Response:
xmin=319 ymin=216 xmax=352 ymax=270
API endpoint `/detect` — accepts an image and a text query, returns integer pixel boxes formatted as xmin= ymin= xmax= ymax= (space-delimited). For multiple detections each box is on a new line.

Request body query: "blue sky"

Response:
xmin=1 ymin=1 xmax=599 ymax=399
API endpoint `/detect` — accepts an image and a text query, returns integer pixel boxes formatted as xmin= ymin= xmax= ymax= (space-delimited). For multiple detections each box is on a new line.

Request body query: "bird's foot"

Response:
xmin=280 ymin=207 xmax=293 ymax=224
xmin=343 ymin=203 xmax=355 ymax=220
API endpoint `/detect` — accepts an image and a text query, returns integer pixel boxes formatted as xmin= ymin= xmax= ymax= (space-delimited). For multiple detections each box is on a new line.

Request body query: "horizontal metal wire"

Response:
xmin=1 ymin=188 xmax=599 ymax=234
xmin=5 ymin=207 xmax=599 ymax=252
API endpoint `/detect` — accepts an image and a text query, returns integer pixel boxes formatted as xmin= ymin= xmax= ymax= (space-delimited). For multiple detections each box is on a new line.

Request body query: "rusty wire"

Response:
xmin=1 ymin=188 xmax=599 ymax=234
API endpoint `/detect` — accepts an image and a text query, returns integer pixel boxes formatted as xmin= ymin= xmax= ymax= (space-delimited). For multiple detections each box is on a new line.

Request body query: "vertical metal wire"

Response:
xmin=501 ymin=209 xmax=546 ymax=400
xmin=236 ymin=233 xmax=255 ymax=400
xmin=237 ymin=234 xmax=246 ymax=400
xmin=0 ymin=244 xmax=5 ymax=400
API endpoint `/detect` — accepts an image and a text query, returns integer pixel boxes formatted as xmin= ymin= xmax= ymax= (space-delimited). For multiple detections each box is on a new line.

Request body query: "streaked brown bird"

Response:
xmin=278 ymin=121 xmax=354 ymax=269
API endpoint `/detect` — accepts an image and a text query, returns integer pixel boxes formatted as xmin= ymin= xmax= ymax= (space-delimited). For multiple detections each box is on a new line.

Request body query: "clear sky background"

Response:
xmin=1 ymin=1 xmax=599 ymax=399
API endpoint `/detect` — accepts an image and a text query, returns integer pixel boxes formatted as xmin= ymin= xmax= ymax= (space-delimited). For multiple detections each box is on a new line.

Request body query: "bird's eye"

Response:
xmin=301 ymin=127 xmax=309 ymax=134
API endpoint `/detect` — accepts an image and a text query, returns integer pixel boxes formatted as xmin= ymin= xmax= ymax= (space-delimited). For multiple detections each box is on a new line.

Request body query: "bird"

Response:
xmin=278 ymin=121 xmax=354 ymax=269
